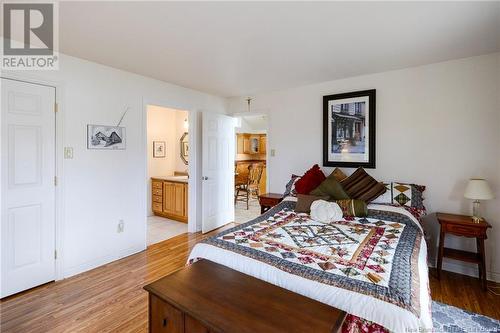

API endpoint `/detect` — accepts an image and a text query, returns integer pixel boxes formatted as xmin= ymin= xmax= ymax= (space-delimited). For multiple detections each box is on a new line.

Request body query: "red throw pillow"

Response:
xmin=294 ymin=164 xmax=326 ymax=194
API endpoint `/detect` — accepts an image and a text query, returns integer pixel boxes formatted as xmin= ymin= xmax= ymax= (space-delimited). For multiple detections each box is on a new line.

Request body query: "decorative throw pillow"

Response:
xmin=370 ymin=182 xmax=426 ymax=210
xmin=371 ymin=183 xmax=392 ymax=204
xmin=294 ymin=164 xmax=326 ymax=195
xmin=283 ymin=174 xmax=300 ymax=197
xmin=392 ymin=182 xmax=426 ymax=209
xmin=295 ymin=194 xmax=329 ymax=213
xmin=331 ymin=168 xmax=348 ymax=182
xmin=340 ymin=168 xmax=386 ymax=202
xmin=335 ymin=199 xmax=368 ymax=217
xmin=310 ymin=172 xmax=350 ymax=200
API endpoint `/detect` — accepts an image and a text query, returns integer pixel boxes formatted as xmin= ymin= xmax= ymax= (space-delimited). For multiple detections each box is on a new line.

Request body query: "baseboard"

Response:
xmin=428 ymin=257 xmax=500 ymax=283
xmin=62 ymin=245 xmax=145 ymax=279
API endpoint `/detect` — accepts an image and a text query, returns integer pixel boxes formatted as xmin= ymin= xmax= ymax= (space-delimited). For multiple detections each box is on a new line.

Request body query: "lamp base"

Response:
xmin=472 ymin=200 xmax=482 ymax=223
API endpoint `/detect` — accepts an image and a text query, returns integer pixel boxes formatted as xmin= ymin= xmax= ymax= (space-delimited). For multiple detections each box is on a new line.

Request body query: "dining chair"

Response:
xmin=234 ymin=163 xmax=264 ymax=210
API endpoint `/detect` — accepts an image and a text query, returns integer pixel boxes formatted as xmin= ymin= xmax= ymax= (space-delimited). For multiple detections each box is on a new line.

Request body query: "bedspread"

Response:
xmin=188 ymin=199 xmax=432 ymax=332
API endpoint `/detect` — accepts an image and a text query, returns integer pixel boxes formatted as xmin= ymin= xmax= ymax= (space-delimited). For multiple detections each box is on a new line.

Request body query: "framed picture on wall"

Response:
xmin=323 ymin=89 xmax=376 ymax=168
xmin=153 ymin=141 xmax=166 ymax=158
xmin=87 ymin=125 xmax=126 ymax=150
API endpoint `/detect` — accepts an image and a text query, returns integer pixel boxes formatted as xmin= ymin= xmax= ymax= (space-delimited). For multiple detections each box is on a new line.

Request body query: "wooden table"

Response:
xmin=144 ymin=259 xmax=346 ymax=333
xmin=436 ymin=213 xmax=492 ymax=290
xmin=258 ymin=193 xmax=284 ymax=214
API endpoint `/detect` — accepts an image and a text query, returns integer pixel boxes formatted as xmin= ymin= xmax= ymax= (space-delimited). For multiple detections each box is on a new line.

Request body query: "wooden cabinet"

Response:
xmin=144 ymin=260 xmax=346 ymax=333
xmin=185 ymin=315 xmax=210 ymax=333
xmin=249 ymin=135 xmax=260 ymax=153
xmin=152 ymin=178 xmax=188 ymax=223
xmin=236 ymin=135 xmax=244 ymax=155
xmin=236 ymin=133 xmax=266 ymax=155
xmin=259 ymin=136 xmax=266 ymax=154
xmin=242 ymin=136 xmax=251 ymax=154
xmin=148 ymin=295 xmax=212 ymax=333
xmin=149 ymin=295 xmax=184 ymax=333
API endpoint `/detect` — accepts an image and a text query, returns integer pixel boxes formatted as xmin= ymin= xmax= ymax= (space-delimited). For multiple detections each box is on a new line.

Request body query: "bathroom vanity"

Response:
xmin=151 ymin=176 xmax=188 ymax=223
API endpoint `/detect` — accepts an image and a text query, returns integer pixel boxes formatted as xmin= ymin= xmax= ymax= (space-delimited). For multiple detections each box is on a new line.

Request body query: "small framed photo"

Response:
xmin=153 ymin=141 xmax=166 ymax=158
xmin=323 ymin=89 xmax=376 ymax=168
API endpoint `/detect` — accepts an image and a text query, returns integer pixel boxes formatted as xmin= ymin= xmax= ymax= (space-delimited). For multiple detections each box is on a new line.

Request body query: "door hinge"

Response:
xmin=54 ymin=250 xmax=57 ymax=260
xmin=54 ymin=176 xmax=58 ymax=186
xmin=54 ymin=102 xmax=58 ymax=113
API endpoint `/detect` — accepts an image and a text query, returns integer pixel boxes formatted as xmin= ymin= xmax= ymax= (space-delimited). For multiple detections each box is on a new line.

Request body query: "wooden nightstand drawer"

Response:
xmin=152 ymin=181 xmax=163 ymax=189
xmin=443 ymin=223 xmax=481 ymax=237
xmin=149 ymin=295 xmax=184 ymax=333
xmin=153 ymin=195 xmax=163 ymax=203
xmin=153 ymin=188 xmax=163 ymax=196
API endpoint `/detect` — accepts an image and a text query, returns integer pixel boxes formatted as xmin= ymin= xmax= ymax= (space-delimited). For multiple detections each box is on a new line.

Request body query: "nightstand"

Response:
xmin=258 ymin=193 xmax=283 ymax=214
xmin=436 ymin=213 xmax=492 ymax=290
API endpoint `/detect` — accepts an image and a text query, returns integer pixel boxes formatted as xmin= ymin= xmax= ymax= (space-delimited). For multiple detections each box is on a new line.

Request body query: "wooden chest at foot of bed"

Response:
xmin=144 ymin=259 xmax=346 ymax=333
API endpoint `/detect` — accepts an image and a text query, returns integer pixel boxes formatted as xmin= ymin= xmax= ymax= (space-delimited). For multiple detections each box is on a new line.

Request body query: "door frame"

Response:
xmin=0 ymin=73 xmax=65 ymax=281
xmin=142 ymin=98 xmax=200 ymax=244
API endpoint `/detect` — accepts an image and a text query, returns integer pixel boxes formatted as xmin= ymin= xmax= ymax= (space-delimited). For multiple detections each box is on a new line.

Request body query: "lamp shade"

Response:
xmin=464 ymin=179 xmax=494 ymax=200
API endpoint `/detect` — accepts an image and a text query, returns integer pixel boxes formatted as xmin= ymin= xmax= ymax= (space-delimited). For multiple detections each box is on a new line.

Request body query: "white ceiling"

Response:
xmin=59 ymin=2 xmax=500 ymax=97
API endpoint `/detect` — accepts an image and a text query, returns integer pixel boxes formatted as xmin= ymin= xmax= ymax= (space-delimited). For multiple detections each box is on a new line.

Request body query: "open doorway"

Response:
xmin=146 ymin=105 xmax=189 ymax=245
xmin=233 ymin=114 xmax=268 ymax=223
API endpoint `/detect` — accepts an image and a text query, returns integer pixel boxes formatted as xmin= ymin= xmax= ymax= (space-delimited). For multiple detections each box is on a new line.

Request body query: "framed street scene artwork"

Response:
xmin=323 ymin=89 xmax=376 ymax=168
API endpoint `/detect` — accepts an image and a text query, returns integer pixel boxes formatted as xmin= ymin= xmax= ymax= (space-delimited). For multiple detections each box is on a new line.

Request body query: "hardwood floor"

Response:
xmin=1 ymin=228 xmax=499 ymax=333
xmin=429 ymin=268 xmax=500 ymax=320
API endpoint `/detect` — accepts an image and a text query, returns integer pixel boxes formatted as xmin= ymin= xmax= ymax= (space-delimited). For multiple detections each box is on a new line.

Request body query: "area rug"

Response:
xmin=433 ymin=301 xmax=500 ymax=332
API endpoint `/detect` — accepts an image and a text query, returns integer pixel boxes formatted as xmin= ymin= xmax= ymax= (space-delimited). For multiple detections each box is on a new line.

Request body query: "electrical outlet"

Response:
xmin=64 ymin=147 xmax=73 ymax=159
xmin=117 ymin=220 xmax=125 ymax=233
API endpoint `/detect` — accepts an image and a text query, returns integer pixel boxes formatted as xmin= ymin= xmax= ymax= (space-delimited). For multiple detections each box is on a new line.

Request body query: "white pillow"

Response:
xmin=310 ymin=200 xmax=343 ymax=223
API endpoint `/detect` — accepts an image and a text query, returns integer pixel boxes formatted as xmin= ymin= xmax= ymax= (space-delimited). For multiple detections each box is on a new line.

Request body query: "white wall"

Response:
xmin=235 ymin=115 xmax=268 ymax=134
xmin=229 ymin=53 xmax=500 ymax=281
xmin=2 ymin=52 xmax=227 ymax=279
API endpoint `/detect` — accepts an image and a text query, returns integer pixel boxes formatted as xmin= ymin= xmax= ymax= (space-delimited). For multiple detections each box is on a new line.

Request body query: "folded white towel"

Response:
xmin=310 ymin=200 xmax=343 ymax=223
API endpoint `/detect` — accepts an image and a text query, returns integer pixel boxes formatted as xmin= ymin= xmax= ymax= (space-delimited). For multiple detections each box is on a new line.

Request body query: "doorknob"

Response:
xmin=202 ymin=176 xmax=208 ymax=180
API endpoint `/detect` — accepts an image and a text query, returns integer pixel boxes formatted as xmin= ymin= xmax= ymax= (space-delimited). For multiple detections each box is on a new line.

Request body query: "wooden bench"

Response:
xmin=144 ymin=259 xmax=346 ymax=333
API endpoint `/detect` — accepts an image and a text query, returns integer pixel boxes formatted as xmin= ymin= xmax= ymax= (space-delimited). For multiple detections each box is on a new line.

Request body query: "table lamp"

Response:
xmin=464 ymin=178 xmax=494 ymax=222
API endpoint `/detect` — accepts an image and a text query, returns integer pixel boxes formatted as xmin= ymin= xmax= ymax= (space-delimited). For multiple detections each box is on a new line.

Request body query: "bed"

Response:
xmin=188 ymin=197 xmax=432 ymax=332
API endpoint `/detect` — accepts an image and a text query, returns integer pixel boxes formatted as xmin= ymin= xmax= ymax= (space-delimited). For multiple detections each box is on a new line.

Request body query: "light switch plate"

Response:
xmin=64 ymin=147 xmax=73 ymax=159
xmin=270 ymin=149 xmax=276 ymax=157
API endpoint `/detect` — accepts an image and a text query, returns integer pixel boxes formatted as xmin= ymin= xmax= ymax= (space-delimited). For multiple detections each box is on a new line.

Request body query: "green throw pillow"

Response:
xmin=295 ymin=194 xmax=329 ymax=213
xmin=335 ymin=199 xmax=368 ymax=217
xmin=310 ymin=173 xmax=349 ymax=200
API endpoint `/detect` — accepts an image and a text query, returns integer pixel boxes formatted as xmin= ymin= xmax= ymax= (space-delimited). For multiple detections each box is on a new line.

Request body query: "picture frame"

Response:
xmin=153 ymin=141 xmax=166 ymax=158
xmin=87 ymin=124 xmax=126 ymax=150
xmin=323 ymin=89 xmax=376 ymax=168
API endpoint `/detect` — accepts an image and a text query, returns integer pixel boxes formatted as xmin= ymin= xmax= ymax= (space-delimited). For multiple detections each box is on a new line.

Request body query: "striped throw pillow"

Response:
xmin=340 ymin=168 xmax=386 ymax=202
xmin=335 ymin=199 xmax=368 ymax=217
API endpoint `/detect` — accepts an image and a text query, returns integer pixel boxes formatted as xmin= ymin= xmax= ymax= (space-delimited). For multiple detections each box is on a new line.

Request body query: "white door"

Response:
xmin=1 ymin=78 xmax=56 ymax=298
xmin=202 ymin=113 xmax=234 ymax=233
